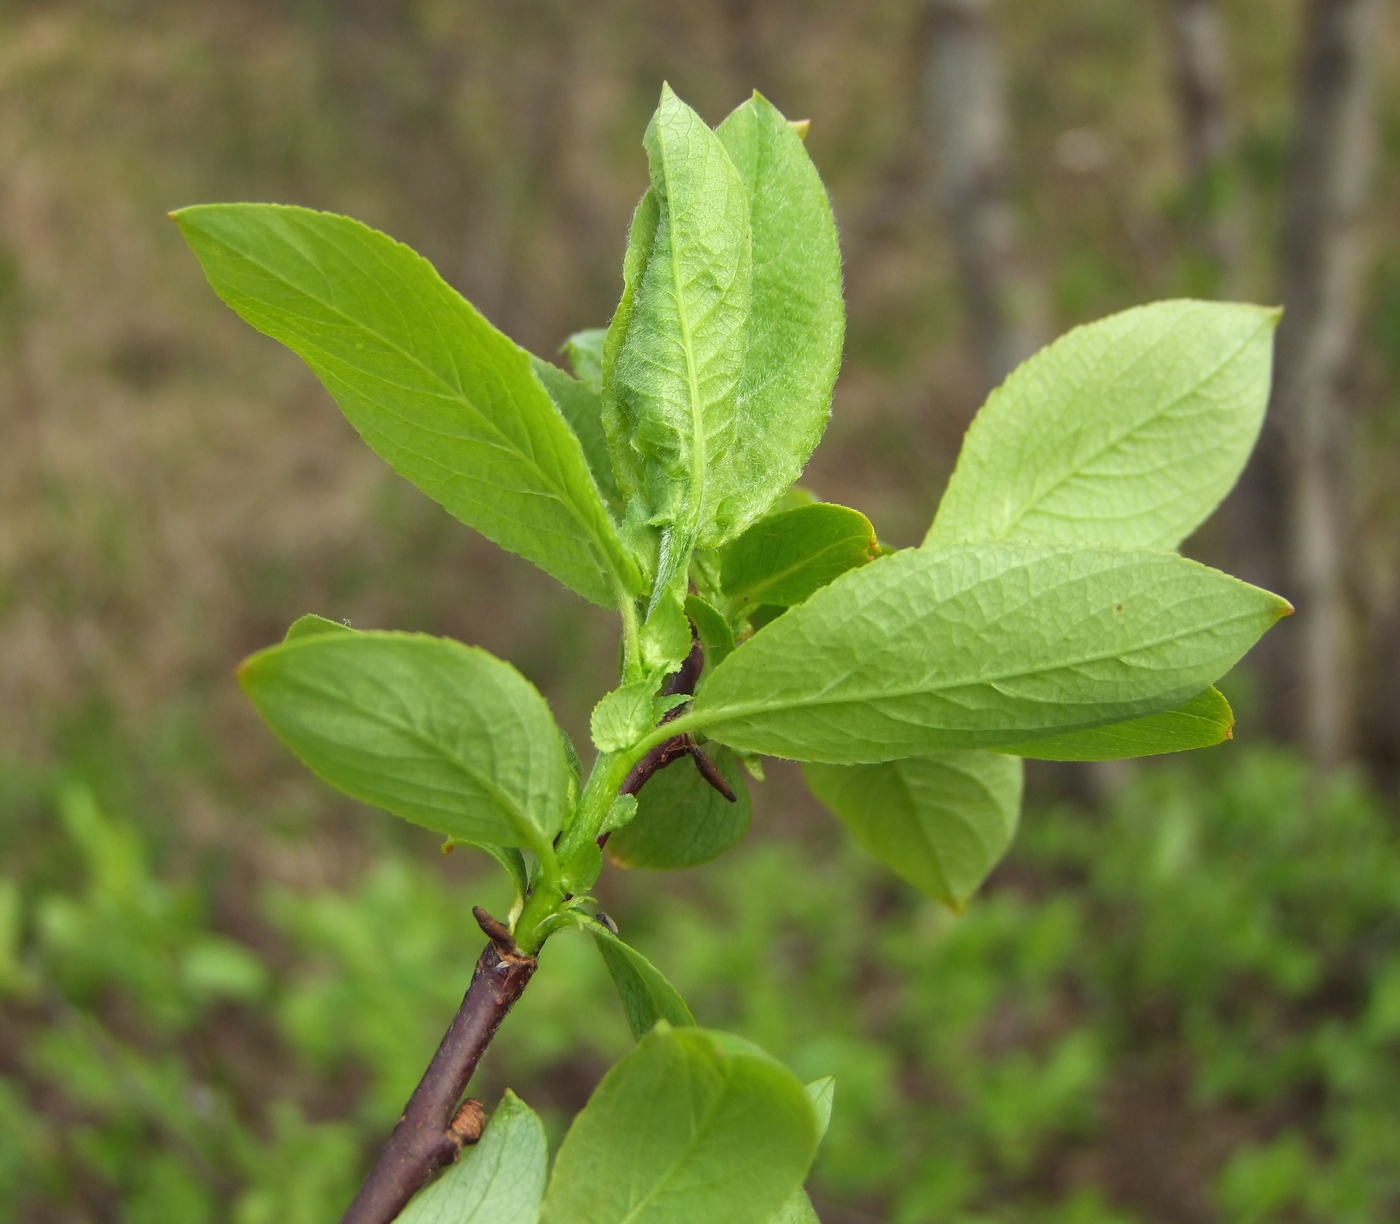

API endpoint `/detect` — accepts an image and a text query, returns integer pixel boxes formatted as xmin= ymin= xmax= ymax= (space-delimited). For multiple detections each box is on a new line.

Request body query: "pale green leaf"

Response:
xmin=540 ymin=1025 xmax=819 ymax=1224
xmin=591 ymin=683 xmax=661 ymax=753
xmin=998 ymin=686 xmax=1234 ymax=760
xmin=564 ymin=328 xmax=607 ymax=390
xmin=684 ymin=594 xmax=735 ymax=671
xmin=764 ymin=1192 xmax=821 ymax=1224
xmin=720 ymin=502 xmax=876 ymax=611
xmin=393 ymin=1090 xmax=546 ymax=1224
xmin=603 ymin=85 xmax=751 ymax=572
xmin=805 ymin=751 xmax=1023 ymax=909
xmin=239 ymin=632 xmax=569 ymax=852
xmin=682 ymin=543 xmax=1290 ymax=764
xmin=589 ymin=924 xmax=696 ymax=1040
xmin=174 ymin=203 xmax=639 ymax=607
xmin=606 ymin=748 xmax=750 ymax=870
xmin=805 ymin=1078 xmax=834 ymax=1142
xmin=926 ymin=300 xmax=1279 ymax=551
xmin=711 ymin=92 xmax=845 ymax=542
xmin=284 ymin=613 xmax=352 ymax=641
xmin=532 ymin=356 xmax=621 ymax=514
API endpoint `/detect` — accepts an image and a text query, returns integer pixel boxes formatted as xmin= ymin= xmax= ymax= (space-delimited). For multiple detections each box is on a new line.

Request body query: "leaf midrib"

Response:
xmin=693 ymin=603 xmax=1265 ymax=728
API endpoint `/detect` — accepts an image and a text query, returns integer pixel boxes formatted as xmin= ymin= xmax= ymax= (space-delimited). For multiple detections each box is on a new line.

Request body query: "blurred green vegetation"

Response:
xmin=3 ymin=2 xmax=1400 ymax=1222
xmin=4 ymin=749 xmax=1400 ymax=1222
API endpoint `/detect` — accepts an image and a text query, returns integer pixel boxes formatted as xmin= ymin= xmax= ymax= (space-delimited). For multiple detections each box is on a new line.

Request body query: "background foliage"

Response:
xmin=3 ymin=2 xmax=1400 ymax=1221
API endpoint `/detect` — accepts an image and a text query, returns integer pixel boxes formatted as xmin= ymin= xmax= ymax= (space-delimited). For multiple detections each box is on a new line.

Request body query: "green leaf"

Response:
xmin=606 ymin=749 xmax=751 ymax=870
xmin=684 ymin=595 xmax=735 ymax=671
xmin=997 ymin=685 xmax=1234 ymax=760
xmin=713 ymin=93 xmax=844 ymax=542
xmin=564 ymin=328 xmax=607 ymax=390
xmin=926 ymin=301 xmax=1279 ymax=551
xmin=540 ymin=1025 xmax=819 ymax=1224
xmin=591 ymin=683 xmax=661 ymax=754
xmin=239 ymin=632 xmax=569 ymax=852
xmin=603 ymin=85 xmax=751 ymax=563
xmin=532 ymin=357 xmax=622 ymax=513
xmin=589 ymin=924 xmax=696 ymax=1039
xmin=720 ymin=502 xmax=877 ymax=611
xmin=393 ymin=1090 xmax=546 ymax=1224
xmin=284 ymin=613 xmax=352 ymax=641
xmin=764 ymin=1193 xmax=821 ymax=1224
xmin=683 ymin=543 xmax=1290 ymax=764
xmin=173 ymin=203 xmax=639 ymax=608
xmin=804 ymin=751 xmax=1023 ymax=909
xmin=805 ymin=1078 xmax=834 ymax=1142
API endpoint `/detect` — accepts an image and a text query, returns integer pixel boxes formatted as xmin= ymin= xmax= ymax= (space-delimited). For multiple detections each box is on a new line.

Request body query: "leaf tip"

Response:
xmin=788 ymin=118 xmax=811 ymax=140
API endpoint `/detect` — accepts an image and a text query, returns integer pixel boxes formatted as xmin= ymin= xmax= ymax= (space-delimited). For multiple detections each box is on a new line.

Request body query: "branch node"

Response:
xmin=473 ymin=905 xmax=517 ymax=954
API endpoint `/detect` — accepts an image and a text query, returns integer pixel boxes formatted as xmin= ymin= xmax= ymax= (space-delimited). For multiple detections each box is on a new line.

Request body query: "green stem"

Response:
xmin=617 ymin=591 xmax=643 ymax=684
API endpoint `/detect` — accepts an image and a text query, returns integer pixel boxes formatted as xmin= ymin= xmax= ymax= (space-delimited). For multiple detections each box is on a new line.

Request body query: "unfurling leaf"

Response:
xmin=927 ymin=300 xmax=1278 ymax=552
xmin=589 ymin=924 xmax=695 ymax=1039
xmin=393 ymin=1091 xmax=546 ymax=1224
xmin=685 ymin=543 xmax=1290 ymax=764
xmin=239 ymin=632 xmax=570 ymax=853
xmin=603 ymin=85 xmax=751 ymax=574
xmin=720 ymin=502 xmax=877 ymax=611
xmin=684 ymin=594 xmax=736 ymax=671
xmin=174 ymin=204 xmax=639 ymax=608
xmin=606 ymin=749 xmax=751 ymax=869
xmin=805 ymin=751 xmax=1022 ymax=909
xmin=711 ymin=92 xmax=844 ymax=542
xmin=540 ymin=1025 xmax=819 ymax=1224
xmin=999 ymin=686 xmax=1234 ymax=761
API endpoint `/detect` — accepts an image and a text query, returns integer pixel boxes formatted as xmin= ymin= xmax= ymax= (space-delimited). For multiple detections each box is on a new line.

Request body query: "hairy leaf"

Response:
xmin=174 ymin=204 xmax=638 ymax=607
xmin=564 ymin=328 xmax=607 ymax=389
xmin=590 ymin=925 xmax=696 ymax=1040
xmin=997 ymin=685 xmax=1233 ymax=760
xmin=394 ymin=1091 xmax=546 ymax=1224
xmin=927 ymin=300 xmax=1278 ymax=551
xmin=603 ymin=85 xmax=751 ymax=570
xmin=606 ymin=749 xmax=750 ymax=869
xmin=540 ymin=1025 xmax=818 ymax=1224
xmin=720 ymin=502 xmax=876 ymax=611
xmin=711 ymin=92 xmax=845 ymax=541
xmin=805 ymin=751 xmax=1023 ymax=909
xmin=684 ymin=543 xmax=1290 ymax=763
xmin=239 ymin=632 xmax=569 ymax=852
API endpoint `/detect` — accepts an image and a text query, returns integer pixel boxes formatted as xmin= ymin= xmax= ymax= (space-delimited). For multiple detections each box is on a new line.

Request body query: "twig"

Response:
xmin=338 ymin=908 xmax=536 ymax=1224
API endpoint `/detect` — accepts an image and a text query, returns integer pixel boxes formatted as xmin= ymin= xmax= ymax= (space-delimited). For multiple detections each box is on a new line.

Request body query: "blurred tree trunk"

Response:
xmin=1269 ymin=0 xmax=1381 ymax=768
xmin=1162 ymin=0 xmax=1241 ymax=295
xmin=925 ymin=0 xmax=1045 ymax=394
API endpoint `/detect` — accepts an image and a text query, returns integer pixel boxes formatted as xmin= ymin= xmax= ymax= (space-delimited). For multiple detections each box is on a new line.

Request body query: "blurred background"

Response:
xmin=2 ymin=1 xmax=1399 ymax=1221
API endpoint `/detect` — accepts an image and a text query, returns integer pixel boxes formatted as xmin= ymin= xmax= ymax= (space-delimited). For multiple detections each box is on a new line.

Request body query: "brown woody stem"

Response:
xmin=337 ymin=908 xmax=536 ymax=1224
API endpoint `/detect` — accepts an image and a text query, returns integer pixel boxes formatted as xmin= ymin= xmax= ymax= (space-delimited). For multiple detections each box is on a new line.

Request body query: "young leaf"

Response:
xmin=173 ymin=204 xmax=639 ymax=608
xmin=591 ymin=683 xmax=664 ymax=754
xmin=805 ymin=1077 xmax=834 ymax=1141
xmin=239 ymin=632 xmax=570 ymax=853
xmin=804 ymin=751 xmax=1023 ymax=910
xmin=540 ymin=1025 xmax=819 ymax=1224
xmin=926 ymin=301 xmax=1279 ymax=551
xmin=606 ymin=749 xmax=751 ymax=870
xmin=394 ymin=1090 xmax=546 ymax=1224
xmin=997 ymin=685 xmax=1234 ymax=760
xmin=682 ymin=543 xmax=1291 ymax=764
xmin=711 ymin=91 xmax=845 ymax=542
xmin=720 ymin=502 xmax=877 ymax=611
xmin=564 ymin=328 xmax=606 ymax=389
xmin=603 ymin=85 xmax=752 ymax=564
xmin=532 ymin=357 xmax=622 ymax=513
xmin=284 ymin=613 xmax=352 ymax=641
xmin=589 ymin=924 xmax=696 ymax=1039
xmin=684 ymin=594 xmax=735 ymax=671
